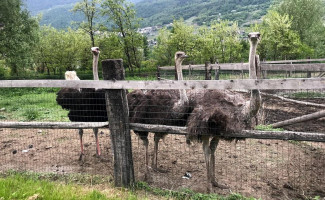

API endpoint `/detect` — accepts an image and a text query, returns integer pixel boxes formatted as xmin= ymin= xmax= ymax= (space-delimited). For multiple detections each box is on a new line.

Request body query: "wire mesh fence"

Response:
xmin=0 ymin=65 xmax=324 ymax=199
xmin=0 ymin=128 xmax=324 ymax=200
xmin=159 ymin=69 xmax=325 ymax=81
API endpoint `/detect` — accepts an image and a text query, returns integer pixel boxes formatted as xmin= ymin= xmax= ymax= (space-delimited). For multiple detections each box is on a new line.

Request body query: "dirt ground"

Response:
xmin=0 ymin=95 xmax=324 ymax=200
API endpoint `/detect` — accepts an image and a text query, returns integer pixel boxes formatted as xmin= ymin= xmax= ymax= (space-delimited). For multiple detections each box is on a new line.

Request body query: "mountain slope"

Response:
xmin=136 ymin=0 xmax=272 ymax=27
xmin=25 ymin=0 xmax=144 ymax=29
xmin=24 ymin=0 xmax=272 ymax=29
xmin=24 ymin=0 xmax=79 ymax=15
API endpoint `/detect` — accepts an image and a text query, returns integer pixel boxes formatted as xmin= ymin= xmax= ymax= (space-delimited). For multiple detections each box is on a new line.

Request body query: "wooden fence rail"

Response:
xmin=1 ymin=121 xmax=325 ymax=142
xmin=159 ymin=61 xmax=325 ymax=72
xmin=0 ymin=78 xmax=324 ymax=90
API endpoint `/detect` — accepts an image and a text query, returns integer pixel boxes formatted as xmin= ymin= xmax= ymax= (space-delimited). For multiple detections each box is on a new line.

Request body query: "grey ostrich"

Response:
xmin=57 ymin=47 xmax=104 ymax=160
xmin=186 ymin=32 xmax=261 ymax=191
xmin=128 ymin=51 xmax=190 ymax=173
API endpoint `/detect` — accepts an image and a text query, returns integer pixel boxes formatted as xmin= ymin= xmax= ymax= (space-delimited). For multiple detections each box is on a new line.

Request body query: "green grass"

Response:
xmin=0 ymin=171 xmax=259 ymax=200
xmin=0 ymin=172 xmax=138 ymax=200
xmin=135 ymin=182 xmax=259 ymax=200
xmin=0 ymin=88 xmax=69 ymax=122
xmin=288 ymin=91 xmax=325 ymax=98
xmin=255 ymin=125 xmax=284 ymax=132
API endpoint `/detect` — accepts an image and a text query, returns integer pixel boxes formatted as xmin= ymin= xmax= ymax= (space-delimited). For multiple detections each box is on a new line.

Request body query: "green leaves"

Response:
xmin=256 ymin=10 xmax=313 ymax=60
xmin=35 ymin=26 xmax=92 ymax=75
xmin=72 ymin=0 xmax=102 ymax=46
xmin=101 ymin=0 xmax=144 ymax=71
xmin=0 ymin=0 xmax=39 ymax=76
xmin=153 ymin=19 xmax=244 ymax=66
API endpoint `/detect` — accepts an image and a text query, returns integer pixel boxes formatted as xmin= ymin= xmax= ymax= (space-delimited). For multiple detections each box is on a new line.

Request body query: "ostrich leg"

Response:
xmin=152 ymin=133 xmax=168 ymax=172
xmin=93 ymin=128 xmax=101 ymax=156
xmin=137 ymin=132 xmax=150 ymax=179
xmin=210 ymin=137 xmax=229 ymax=189
xmin=152 ymin=135 xmax=159 ymax=169
xmin=142 ymin=137 xmax=149 ymax=180
xmin=202 ymin=136 xmax=212 ymax=192
xmin=78 ymin=129 xmax=84 ymax=161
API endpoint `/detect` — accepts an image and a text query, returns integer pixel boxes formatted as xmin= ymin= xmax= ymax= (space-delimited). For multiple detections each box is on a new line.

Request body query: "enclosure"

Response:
xmin=0 ymin=56 xmax=324 ymax=200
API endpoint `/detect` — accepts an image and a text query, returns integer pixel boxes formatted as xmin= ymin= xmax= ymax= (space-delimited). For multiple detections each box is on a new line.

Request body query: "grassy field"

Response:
xmin=0 ymin=171 xmax=258 ymax=200
xmin=0 ymin=88 xmax=69 ymax=122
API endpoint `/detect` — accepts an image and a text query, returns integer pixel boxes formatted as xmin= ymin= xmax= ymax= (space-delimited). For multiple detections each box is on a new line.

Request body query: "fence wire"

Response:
xmin=0 ymin=71 xmax=324 ymax=200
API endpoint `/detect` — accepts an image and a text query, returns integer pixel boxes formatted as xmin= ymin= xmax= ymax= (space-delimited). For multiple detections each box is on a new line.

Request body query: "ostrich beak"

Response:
xmin=91 ymin=47 xmax=100 ymax=55
xmin=181 ymin=54 xmax=189 ymax=58
xmin=248 ymin=32 xmax=261 ymax=40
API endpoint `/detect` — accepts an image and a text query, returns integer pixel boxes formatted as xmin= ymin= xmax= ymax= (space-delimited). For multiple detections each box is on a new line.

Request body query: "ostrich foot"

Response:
xmin=152 ymin=167 xmax=168 ymax=173
xmin=93 ymin=153 xmax=100 ymax=158
xmin=211 ymin=180 xmax=229 ymax=189
xmin=79 ymin=153 xmax=85 ymax=161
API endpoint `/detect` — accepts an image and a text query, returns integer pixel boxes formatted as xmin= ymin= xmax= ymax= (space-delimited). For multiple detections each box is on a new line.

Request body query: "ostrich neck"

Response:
xmin=246 ymin=39 xmax=261 ymax=119
xmin=249 ymin=40 xmax=258 ymax=79
xmin=93 ymin=54 xmax=99 ymax=80
xmin=175 ymin=60 xmax=188 ymax=104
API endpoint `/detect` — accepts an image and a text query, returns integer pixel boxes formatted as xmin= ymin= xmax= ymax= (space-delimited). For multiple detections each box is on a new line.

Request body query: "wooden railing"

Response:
xmin=0 ymin=78 xmax=324 ymax=90
xmin=159 ymin=58 xmax=325 ymax=72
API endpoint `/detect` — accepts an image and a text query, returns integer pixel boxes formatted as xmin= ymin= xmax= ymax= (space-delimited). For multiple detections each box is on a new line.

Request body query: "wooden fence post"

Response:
xmin=156 ymin=65 xmax=161 ymax=81
xmin=102 ymin=59 xmax=135 ymax=188
xmin=188 ymin=64 xmax=192 ymax=79
xmin=255 ymin=55 xmax=262 ymax=79
xmin=307 ymin=57 xmax=312 ymax=78
xmin=205 ymin=61 xmax=212 ymax=80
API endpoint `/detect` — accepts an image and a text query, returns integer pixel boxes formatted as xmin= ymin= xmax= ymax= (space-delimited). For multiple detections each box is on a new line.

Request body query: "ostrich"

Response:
xmin=186 ymin=32 xmax=261 ymax=191
xmin=56 ymin=47 xmax=105 ymax=160
xmin=128 ymin=51 xmax=190 ymax=173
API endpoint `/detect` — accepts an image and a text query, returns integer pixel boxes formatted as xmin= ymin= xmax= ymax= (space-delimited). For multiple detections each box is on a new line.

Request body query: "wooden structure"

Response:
xmin=102 ymin=59 xmax=134 ymax=187
xmin=0 ymin=78 xmax=323 ymax=90
xmin=158 ymin=58 xmax=325 ymax=79
xmin=0 ymin=58 xmax=324 ymax=188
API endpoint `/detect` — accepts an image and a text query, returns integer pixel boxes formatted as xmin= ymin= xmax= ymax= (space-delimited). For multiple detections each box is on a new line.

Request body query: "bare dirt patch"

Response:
xmin=0 ymin=96 xmax=324 ymax=200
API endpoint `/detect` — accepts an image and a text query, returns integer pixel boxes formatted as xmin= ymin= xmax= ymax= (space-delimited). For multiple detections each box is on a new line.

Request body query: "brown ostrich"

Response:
xmin=128 ymin=51 xmax=190 ymax=173
xmin=56 ymin=47 xmax=104 ymax=160
xmin=186 ymin=32 xmax=261 ymax=191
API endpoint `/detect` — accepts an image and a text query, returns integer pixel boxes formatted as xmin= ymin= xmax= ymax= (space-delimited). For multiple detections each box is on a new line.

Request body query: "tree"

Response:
xmin=255 ymin=10 xmax=313 ymax=60
xmin=153 ymin=20 xmax=196 ymax=66
xmin=194 ymin=20 xmax=243 ymax=64
xmin=152 ymin=27 xmax=175 ymax=66
xmin=72 ymin=0 xmax=101 ymax=47
xmin=0 ymin=0 xmax=39 ymax=76
xmin=35 ymin=26 xmax=91 ymax=75
xmin=153 ymin=19 xmax=243 ymax=66
xmin=101 ymin=0 xmax=144 ymax=71
xmin=277 ymin=0 xmax=325 ymax=58
xmin=277 ymin=0 xmax=324 ymax=43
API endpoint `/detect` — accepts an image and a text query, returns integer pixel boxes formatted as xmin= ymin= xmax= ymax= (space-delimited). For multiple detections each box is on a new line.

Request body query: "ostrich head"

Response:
xmin=175 ymin=51 xmax=188 ymax=65
xmin=248 ymin=32 xmax=261 ymax=45
xmin=175 ymin=51 xmax=188 ymax=81
xmin=91 ymin=47 xmax=100 ymax=56
xmin=65 ymin=71 xmax=80 ymax=80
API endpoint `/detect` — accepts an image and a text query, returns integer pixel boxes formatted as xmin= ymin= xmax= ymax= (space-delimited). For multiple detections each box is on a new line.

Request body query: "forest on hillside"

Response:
xmin=136 ymin=0 xmax=272 ymax=27
xmin=26 ymin=0 xmax=272 ymax=29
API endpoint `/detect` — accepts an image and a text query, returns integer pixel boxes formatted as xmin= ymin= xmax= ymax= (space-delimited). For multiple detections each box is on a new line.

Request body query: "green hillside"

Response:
xmin=40 ymin=5 xmax=83 ymax=29
xmin=136 ymin=0 xmax=273 ymax=27
xmin=24 ymin=0 xmax=79 ymax=15
xmin=25 ymin=0 xmax=273 ymax=29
